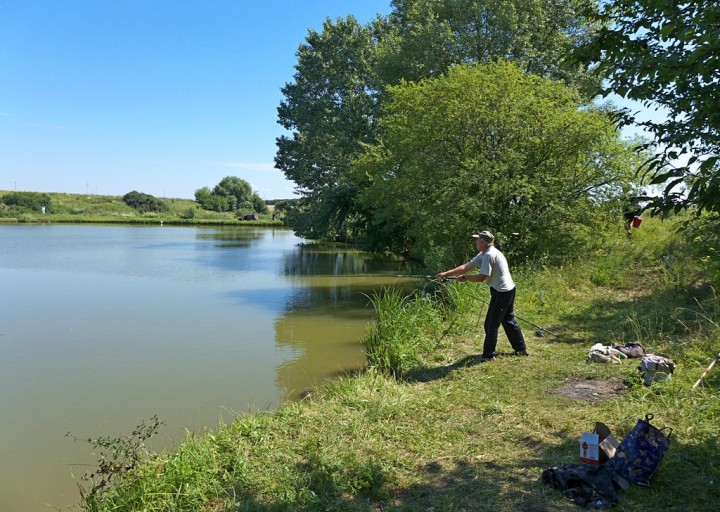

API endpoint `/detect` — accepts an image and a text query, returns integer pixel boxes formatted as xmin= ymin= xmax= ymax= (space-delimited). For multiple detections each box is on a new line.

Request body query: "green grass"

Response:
xmin=73 ymin=216 xmax=719 ymax=511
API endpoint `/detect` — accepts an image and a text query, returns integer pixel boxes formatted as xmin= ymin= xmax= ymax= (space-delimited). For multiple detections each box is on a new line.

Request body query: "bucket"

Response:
xmin=632 ymin=216 xmax=643 ymax=228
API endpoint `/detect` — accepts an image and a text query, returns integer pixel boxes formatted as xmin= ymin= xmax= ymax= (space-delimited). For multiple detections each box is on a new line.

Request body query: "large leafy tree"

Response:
xmin=376 ymin=0 xmax=598 ymax=92
xmin=275 ymin=16 xmax=381 ymax=241
xmin=277 ymin=3 xmax=601 ymax=244
xmin=213 ymin=176 xmax=253 ymax=211
xmin=195 ymin=186 xmax=231 ymax=212
xmin=572 ymin=0 xmax=720 ymax=216
xmin=355 ymin=62 xmax=642 ymax=267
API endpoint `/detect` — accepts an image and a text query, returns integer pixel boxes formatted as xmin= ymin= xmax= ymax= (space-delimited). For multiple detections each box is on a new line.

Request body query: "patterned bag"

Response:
xmin=640 ymin=355 xmax=676 ymax=385
xmin=606 ymin=414 xmax=672 ymax=486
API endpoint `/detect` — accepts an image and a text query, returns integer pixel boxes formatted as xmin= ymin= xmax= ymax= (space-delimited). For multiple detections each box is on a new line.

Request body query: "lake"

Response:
xmin=0 ymin=224 xmax=420 ymax=511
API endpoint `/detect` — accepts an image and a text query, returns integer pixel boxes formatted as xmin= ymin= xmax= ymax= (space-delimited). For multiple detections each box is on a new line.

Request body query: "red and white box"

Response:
xmin=579 ymin=432 xmax=600 ymax=464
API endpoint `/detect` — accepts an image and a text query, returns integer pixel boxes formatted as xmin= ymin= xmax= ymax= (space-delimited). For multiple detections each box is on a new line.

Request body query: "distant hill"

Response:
xmin=0 ymin=190 xmax=283 ymax=226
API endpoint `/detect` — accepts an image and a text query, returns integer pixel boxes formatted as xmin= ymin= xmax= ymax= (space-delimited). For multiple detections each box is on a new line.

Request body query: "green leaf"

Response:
xmin=649 ymin=170 xmax=681 ymax=185
xmin=659 ymin=23 xmax=675 ymax=39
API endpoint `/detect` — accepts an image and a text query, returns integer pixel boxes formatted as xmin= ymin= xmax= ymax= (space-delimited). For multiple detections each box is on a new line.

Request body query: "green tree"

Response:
xmin=571 ymin=0 xmax=720 ymax=216
xmin=251 ymin=193 xmax=269 ymax=214
xmin=122 ymin=191 xmax=168 ymax=213
xmin=195 ymin=186 xmax=229 ymax=212
xmin=194 ymin=186 xmax=213 ymax=207
xmin=213 ymin=176 xmax=252 ymax=211
xmin=195 ymin=177 xmax=255 ymax=213
xmin=373 ymin=1 xmax=455 ymax=84
xmin=355 ymin=62 xmax=643 ymax=267
xmin=275 ymin=16 xmax=381 ymax=241
xmin=1 ymin=191 xmax=52 ymax=213
xmin=276 ymin=3 xmax=603 ymax=245
xmin=376 ymin=0 xmax=598 ymax=92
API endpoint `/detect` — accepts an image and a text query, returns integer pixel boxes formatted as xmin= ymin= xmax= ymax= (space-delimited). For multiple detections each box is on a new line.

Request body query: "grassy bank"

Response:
xmin=74 ymin=217 xmax=718 ymax=511
xmin=0 ymin=191 xmax=282 ymax=226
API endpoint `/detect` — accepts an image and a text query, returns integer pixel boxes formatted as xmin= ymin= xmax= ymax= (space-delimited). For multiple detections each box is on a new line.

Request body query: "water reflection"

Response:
xmin=214 ymin=234 xmax=422 ymax=399
xmin=0 ymin=225 xmax=422 ymax=512
xmin=281 ymin=241 xmax=415 ymax=277
xmin=272 ymin=242 xmax=421 ymax=398
xmin=196 ymin=226 xmax=265 ymax=248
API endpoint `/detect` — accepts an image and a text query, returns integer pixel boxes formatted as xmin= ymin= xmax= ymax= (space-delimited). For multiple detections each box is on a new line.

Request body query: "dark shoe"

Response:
xmin=514 ymin=349 xmax=529 ymax=356
xmin=479 ymin=355 xmax=496 ymax=362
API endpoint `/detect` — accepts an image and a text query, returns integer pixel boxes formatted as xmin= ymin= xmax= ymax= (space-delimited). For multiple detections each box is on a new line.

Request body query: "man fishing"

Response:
xmin=437 ymin=230 xmax=528 ymax=360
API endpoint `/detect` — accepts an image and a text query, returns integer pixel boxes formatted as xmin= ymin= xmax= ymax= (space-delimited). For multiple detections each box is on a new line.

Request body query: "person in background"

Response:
xmin=437 ymin=231 xmax=528 ymax=360
xmin=624 ymin=197 xmax=642 ymax=236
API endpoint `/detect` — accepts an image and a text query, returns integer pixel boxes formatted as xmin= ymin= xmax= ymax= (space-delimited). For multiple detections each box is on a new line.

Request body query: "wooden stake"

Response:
xmin=692 ymin=353 xmax=720 ymax=390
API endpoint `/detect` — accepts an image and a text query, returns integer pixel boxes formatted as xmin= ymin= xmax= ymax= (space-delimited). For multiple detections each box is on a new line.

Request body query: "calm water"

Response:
xmin=0 ymin=224 xmax=419 ymax=511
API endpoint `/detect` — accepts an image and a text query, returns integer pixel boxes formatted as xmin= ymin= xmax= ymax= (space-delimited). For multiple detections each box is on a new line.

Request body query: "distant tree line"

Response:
xmin=118 ymin=176 xmax=270 ymax=219
xmin=274 ymin=0 xmax=719 ymax=267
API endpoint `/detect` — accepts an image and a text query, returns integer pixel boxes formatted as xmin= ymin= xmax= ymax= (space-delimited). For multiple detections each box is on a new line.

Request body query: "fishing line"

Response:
xmin=455 ymin=283 xmax=559 ymax=338
xmin=431 ymin=279 xmax=463 ymax=349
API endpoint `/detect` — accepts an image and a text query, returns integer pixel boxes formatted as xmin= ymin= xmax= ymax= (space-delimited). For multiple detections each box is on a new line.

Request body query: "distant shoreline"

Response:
xmin=0 ymin=190 xmax=285 ymax=227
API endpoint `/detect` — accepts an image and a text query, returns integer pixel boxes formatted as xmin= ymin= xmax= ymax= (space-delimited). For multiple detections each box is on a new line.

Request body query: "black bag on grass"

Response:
xmin=606 ymin=414 xmax=672 ymax=486
xmin=541 ymin=464 xmax=619 ymax=509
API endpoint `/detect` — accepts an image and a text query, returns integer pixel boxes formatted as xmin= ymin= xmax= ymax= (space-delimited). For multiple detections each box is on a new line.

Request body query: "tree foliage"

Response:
xmin=571 ymin=0 xmax=720 ymax=216
xmin=377 ymin=0 xmax=598 ymax=92
xmin=275 ymin=16 xmax=380 ymax=241
xmin=213 ymin=176 xmax=252 ymax=211
xmin=251 ymin=193 xmax=269 ymax=214
xmin=1 ymin=191 xmax=52 ymax=213
xmin=355 ymin=62 xmax=642 ymax=267
xmin=194 ymin=176 xmax=264 ymax=213
xmin=275 ymin=2 xmax=640 ymax=262
xmin=276 ymin=2 xmax=605 ymax=248
xmin=122 ymin=191 xmax=168 ymax=213
xmin=194 ymin=186 xmax=229 ymax=212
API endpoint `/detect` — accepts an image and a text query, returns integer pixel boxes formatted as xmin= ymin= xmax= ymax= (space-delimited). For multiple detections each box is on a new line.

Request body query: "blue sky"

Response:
xmin=0 ymin=1 xmax=393 ymax=200
xmin=1 ymin=1 xmax=663 ymax=201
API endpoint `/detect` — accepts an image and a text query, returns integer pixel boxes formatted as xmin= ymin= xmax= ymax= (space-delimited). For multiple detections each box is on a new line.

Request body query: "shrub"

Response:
xmin=122 ymin=191 xmax=169 ymax=213
xmin=181 ymin=207 xmax=197 ymax=219
xmin=1 ymin=191 xmax=52 ymax=212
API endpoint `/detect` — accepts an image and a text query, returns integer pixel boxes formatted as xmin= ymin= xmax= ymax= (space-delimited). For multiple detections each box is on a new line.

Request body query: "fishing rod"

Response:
xmin=396 ymin=274 xmax=456 ymax=280
xmin=461 ymin=287 xmax=559 ymax=338
xmin=515 ymin=316 xmax=559 ymax=338
xmin=300 ymin=274 xmax=456 ymax=283
xmin=316 ymin=274 xmax=455 ymax=279
xmin=341 ymin=273 xmax=559 ymax=337
xmin=399 ymin=276 xmax=559 ymax=337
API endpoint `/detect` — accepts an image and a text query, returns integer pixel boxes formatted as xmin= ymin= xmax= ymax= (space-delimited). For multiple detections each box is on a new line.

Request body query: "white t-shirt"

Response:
xmin=469 ymin=246 xmax=515 ymax=292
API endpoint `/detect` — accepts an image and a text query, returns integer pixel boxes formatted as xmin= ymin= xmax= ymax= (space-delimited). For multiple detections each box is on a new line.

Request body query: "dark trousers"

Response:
xmin=483 ymin=286 xmax=526 ymax=357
